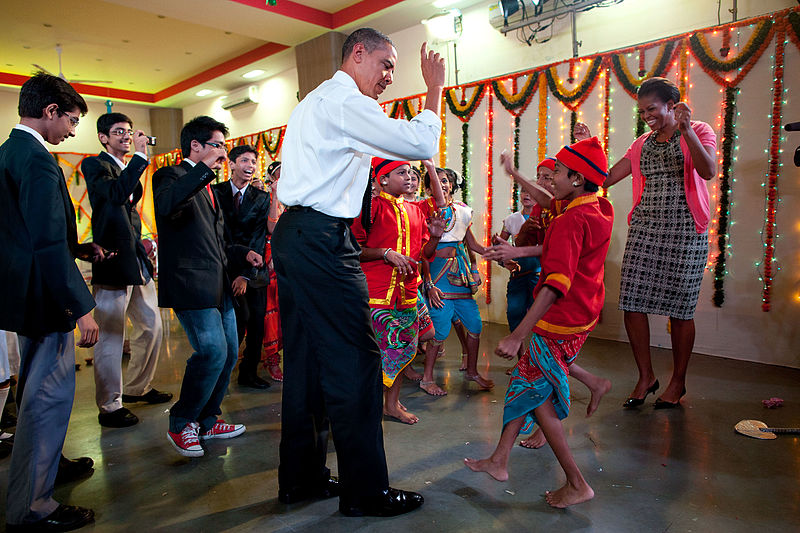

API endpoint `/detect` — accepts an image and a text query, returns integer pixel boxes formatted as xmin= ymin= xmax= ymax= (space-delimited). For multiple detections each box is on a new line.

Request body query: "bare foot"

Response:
xmin=519 ymin=428 xmax=546 ymax=449
xmin=403 ymin=366 xmax=423 ymax=381
xmin=398 ymin=401 xmax=408 ymax=411
xmin=463 ymin=457 xmax=508 ymax=481
xmin=267 ymin=363 xmax=283 ymax=382
xmin=458 ymin=354 xmax=467 ymax=371
xmin=384 ymin=404 xmax=419 ymax=424
xmin=420 ymin=381 xmax=447 ymax=396
xmin=465 ymin=373 xmax=494 ymax=390
xmin=586 ymin=378 xmax=612 ymax=417
xmin=545 ymin=481 xmax=594 ymax=508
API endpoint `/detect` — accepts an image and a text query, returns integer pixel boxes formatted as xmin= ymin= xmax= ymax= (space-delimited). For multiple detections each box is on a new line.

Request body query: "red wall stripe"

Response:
xmin=230 ymin=0 xmax=333 ymax=27
xmin=153 ymin=42 xmax=289 ymax=101
xmin=332 ymin=0 xmax=405 ymax=27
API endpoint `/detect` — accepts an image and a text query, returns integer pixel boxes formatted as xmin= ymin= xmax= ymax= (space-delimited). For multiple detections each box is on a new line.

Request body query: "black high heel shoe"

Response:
xmin=622 ymin=379 xmax=659 ymax=408
xmin=654 ymin=387 xmax=687 ymax=409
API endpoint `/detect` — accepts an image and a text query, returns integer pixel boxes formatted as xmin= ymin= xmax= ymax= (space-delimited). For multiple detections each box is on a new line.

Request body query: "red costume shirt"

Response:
xmin=351 ymin=192 xmax=431 ymax=310
xmin=532 ymin=194 xmax=614 ymax=340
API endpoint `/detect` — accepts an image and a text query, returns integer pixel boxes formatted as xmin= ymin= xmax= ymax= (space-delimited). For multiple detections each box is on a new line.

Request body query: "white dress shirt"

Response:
xmin=277 ymin=70 xmax=442 ymax=218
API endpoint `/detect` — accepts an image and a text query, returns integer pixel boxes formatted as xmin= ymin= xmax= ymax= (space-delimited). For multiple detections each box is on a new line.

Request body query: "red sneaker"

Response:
xmin=200 ymin=420 xmax=246 ymax=440
xmin=167 ymin=422 xmax=203 ymax=457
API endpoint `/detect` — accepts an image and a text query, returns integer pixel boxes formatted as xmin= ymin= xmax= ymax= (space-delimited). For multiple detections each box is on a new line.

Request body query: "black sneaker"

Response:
xmin=122 ymin=389 xmax=173 ymax=404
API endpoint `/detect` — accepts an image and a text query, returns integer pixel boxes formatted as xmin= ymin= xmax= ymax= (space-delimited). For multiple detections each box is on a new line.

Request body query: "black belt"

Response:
xmin=284 ymin=205 xmax=353 ymax=225
xmin=285 ymin=205 xmax=314 ymax=213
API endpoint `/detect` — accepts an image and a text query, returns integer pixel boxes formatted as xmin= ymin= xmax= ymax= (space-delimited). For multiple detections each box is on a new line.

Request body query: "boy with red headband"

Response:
xmin=465 ymin=137 xmax=613 ymax=508
xmin=351 ymin=158 xmax=445 ymax=424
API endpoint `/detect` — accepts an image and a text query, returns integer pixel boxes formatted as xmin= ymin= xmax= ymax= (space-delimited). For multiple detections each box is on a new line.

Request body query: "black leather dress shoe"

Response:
xmin=238 ymin=374 xmax=271 ymax=389
xmin=56 ymin=456 xmax=94 ymax=485
xmin=279 ymin=476 xmax=340 ymax=504
xmin=122 ymin=389 xmax=173 ymax=404
xmin=98 ymin=407 xmax=139 ymax=428
xmin=7 ymin=504 xmax=94 ymax=532
xmin=339 ymin=487 xmax=424 ymax=517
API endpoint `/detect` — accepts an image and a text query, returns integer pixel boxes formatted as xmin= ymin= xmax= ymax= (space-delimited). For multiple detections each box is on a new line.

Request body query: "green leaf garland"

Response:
xmin=545 ymin=57 xmax=603 ymax=111
xmin=610 ymin=41 xmax=677 ymax=98
xmin=445 ymin=85 xmax=486 ymax=122
xmin=713 ymin=86 xmax=737 ymax=307
xmin=491 ymin=72 xmax=539 ymax=116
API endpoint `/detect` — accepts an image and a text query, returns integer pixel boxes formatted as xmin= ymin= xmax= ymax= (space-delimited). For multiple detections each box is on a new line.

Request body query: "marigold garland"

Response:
xmin=445 ymin=84 xmax=486 ymax=121
xmin=601 ymin=66 xmax=611 ymax=197
xmin=387 ymin=101 xmax=401 ymax=119
xmin=713 ymin=86 xmax=737 ymax=307
xmin=259 ymin=126 xmax=285 ymax=161
xmin=610 ymin=41 xmax=678 ymax=98
xmin=788 ymin=10 xmax=800 ymax=50
xmin=688 ymin=19 xmax=774 ymax=87
xmin=439 ymin=94 xmax=447 ymax=167
xmin=678 ymin=41 xmax=689 ymax=99
xmin=760 ymin=25 xmax=786 ymax=312
xmin=545 ymin=57 xmax=603 ymax=111
xmin=402 ymin=98 xmax=419 ymax=119
xmin=492 ymin=72 xmax=539 ymax=116
xmin=537 ymin=72 xmax=548 ymax=163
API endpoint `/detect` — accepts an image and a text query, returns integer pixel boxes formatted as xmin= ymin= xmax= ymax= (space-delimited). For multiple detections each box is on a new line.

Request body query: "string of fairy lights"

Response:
xmin=375 ymin=7 xmax=798 ymax=309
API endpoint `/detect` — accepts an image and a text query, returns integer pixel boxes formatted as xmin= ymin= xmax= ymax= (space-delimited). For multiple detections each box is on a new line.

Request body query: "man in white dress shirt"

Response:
xmin=273 ymin=28 xmax=445 ymax=517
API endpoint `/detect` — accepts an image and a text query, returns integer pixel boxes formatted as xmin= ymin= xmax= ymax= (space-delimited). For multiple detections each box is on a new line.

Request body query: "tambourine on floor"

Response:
xmin=735 ymin=419 xmax=800 ymax=439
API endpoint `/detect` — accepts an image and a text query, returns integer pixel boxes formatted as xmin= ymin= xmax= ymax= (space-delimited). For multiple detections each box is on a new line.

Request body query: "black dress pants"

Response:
xmin=271 ymin=207 xmax=389 ymax=505
xmin=234 ymin=285 xmax=267 ymax=377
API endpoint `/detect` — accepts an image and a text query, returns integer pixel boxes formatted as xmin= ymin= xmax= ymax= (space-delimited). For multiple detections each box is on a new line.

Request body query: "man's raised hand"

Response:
xmin=420 ymin=42 xmax=445 ymax=90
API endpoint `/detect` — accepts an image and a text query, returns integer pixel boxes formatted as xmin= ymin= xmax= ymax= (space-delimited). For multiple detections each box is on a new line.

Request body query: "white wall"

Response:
xmin=0 ymin=86 xmax=152 ymax=154
xmin=179 ymin=67 xmax=299 ymax=139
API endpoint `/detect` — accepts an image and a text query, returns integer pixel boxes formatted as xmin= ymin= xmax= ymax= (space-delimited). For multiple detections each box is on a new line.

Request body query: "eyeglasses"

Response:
xmin=58 ymin=109 xmax=80 ymax=127
xmin=204 ymin=141 xmax=224 ymax=149
xmin=109 ymin=128 xmax=134 ymax=136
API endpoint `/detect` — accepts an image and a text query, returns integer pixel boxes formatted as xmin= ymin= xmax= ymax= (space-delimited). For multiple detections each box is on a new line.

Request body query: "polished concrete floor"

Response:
xmin=1 ymin=314 xmax=798 ymax=532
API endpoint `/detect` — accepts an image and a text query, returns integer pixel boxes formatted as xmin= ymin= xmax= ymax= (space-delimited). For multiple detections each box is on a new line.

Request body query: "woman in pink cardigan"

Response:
xmin=577 ymin=77 xmax=716 ymax=409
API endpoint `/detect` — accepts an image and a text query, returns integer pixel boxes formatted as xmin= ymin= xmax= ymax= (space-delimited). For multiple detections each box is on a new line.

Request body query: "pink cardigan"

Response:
xmin=623 ymin=121 xmax=717 ymax=233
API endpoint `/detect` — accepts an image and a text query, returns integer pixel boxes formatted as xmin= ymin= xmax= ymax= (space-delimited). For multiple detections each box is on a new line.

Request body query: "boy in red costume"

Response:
xmin=351 ymin=158 xmax=445 ymax=424
xmin=465 ymin=137 xmax=613 ymax=508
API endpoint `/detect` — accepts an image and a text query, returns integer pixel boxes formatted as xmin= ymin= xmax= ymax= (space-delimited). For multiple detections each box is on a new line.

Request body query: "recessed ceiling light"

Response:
xmin=432 ymin=0 xmax=459 ymax=8
xmin=196 ymin=89 xmax=213 ymax=97
xmin=242 ymin=69 xmax=265 ymax=79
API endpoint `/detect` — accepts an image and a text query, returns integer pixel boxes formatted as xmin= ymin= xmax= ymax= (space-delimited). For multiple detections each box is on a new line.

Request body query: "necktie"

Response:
xmin=234 ymin=191 xmax=242 ymax=214
xmin=206 ymin=183 xmax=216 ymax=210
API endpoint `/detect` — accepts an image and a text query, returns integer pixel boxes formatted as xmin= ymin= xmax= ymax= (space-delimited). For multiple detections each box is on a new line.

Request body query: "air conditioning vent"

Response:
xmin=221 ymin=85 xmax=260 ymax=110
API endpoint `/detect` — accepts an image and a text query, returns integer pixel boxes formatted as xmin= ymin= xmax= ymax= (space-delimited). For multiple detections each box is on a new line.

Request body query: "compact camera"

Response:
xmin=146 ymin=135 xmax=157 ymax=146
